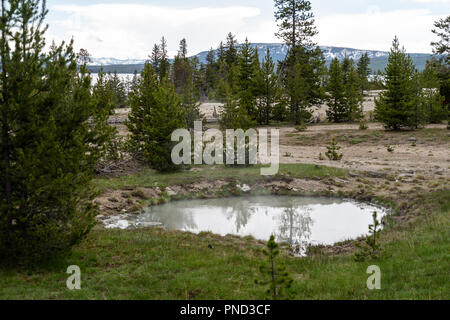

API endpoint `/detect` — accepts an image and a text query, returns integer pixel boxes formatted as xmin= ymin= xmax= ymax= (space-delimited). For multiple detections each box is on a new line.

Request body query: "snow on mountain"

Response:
xmin=88 ymin=43 xmax=433 ymax=73
xmin=90 ymin=57 xmax=146 ymax=66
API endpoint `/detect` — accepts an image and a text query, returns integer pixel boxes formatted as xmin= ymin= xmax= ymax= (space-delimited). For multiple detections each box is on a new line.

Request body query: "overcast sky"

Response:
xmin=45 ymin=0 xmax=449 ymax=59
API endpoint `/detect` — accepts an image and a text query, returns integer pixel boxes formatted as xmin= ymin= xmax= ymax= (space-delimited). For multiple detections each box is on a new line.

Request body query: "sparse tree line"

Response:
xmin=0 ymin=0 xmax=449 ymax=261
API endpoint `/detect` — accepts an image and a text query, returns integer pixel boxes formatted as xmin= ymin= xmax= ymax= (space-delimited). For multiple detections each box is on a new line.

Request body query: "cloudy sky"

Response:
xmin=45 ymin=0 xmax=449 ymax=59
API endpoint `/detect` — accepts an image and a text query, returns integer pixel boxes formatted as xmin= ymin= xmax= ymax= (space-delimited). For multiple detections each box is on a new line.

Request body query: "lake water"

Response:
xmin=103 ymin=196 xmax=386 ymax=254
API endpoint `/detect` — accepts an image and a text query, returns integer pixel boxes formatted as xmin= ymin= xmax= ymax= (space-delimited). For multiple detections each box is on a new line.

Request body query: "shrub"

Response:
xmin=325 ymin=138 xmax=344 ymax=161
xmin=0 ymin=2 xmax=107 ymax=261
xmin=255 ymin=236 xmax=293 ymax=300
xmin=359 ymin=120 xmax=368 ymax=130
xmin=354 ymin=212 xmax=384 ymax=262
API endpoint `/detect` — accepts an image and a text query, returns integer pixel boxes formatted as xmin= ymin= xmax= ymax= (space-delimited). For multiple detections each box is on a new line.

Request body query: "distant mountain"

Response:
xmin=87 ymin=43 xmax=434 ymax=74
xmin=90 ymin=57 xmax=146 ymax=66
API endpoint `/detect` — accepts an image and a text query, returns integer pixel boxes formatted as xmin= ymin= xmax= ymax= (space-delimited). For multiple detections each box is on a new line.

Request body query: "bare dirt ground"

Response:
xmin=278 ymin=123 xmax=449 ymax=177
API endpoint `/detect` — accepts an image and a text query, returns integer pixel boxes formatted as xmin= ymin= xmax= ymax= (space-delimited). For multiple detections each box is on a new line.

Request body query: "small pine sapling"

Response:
xmin=354 ymin=211 xmax=384 ymax=262
xmin=359 ymin=120 xmax=368 ymax=130
xmin=255 ymin=236 xmax=293 ymax=300
xmin=325 ymin=138 xmax=344 ymax=161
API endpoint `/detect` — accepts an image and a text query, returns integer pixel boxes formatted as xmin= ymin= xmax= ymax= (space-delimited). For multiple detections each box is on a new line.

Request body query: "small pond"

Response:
xmin=103 ymin=196 xmax=387 ymax=255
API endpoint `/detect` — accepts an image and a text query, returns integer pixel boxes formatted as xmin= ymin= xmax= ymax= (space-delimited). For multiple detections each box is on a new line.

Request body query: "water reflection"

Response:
xmin=276 ymin=202 xmax=314 ymax=255
xmin=222 ymin=198 xmax=256 ymax=233
xmin=104 ymin=196 xmax=386 ymax=255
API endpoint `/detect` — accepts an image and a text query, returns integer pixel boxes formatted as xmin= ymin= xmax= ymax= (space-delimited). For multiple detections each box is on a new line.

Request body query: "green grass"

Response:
xmin=93 ymin=164 xmax=348 ymax=191
xmin=0 ymin=190 xmax=448 ymax=300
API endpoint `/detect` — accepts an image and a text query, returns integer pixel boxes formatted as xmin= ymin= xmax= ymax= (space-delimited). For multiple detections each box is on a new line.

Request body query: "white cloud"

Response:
xmin=46 ymin=3 xmax=445 ymax=59
xmin=47 ymin=4 xmax=263 ymax=59
xmin=316 ymin=9 xmax=443 ymax=53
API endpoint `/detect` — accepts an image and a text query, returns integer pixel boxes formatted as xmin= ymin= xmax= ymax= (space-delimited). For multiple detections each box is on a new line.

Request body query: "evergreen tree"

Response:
xmin=237 ymin=38 xmax=258 ymax=118
xmin=431 ymin=16 xmax=450 ymax=61
xmin=215 ymin=77 xmax=230 ymax=102
xmin=220 ymin=91 xmax=255 ymax=131
xmin=225 ymin=32 xmax=238 ymax=69
xmin=126 ymin=63 xmax=186 ymax=172
xmin=326 ymin=58 xmax=347 ymax=122
xmin=255 ymin=49 xmax=280 ymax=125
xmin=172 ymin=39 xmax=192 ymax=94
xmin=179 ymin=38 xmax=188 ymax=59
xmin=94 ymin=70 xmax=115 ymax=114
xmin=147 ymin=79 xmax=186 ymax=172
xmin=158 ymin=36 xmax=170 ymax=81
xmin=107 ymin=71 xmax=128 ymax=108
xmin=0 ymin=0 xmax=109 ymax=260
xmin=255 ymin=235 xmax=293 ymax=300
xmin=182 ymin=75 xmax=202 ymax=129
xmin=357 ymin=53 xmax=371 ymax=95
xmin=274 ymin=1 xmax=325 ymax=124
xmin=283 ymin=47 xmax=326 ymax=124
xmin=126 ymin=63 xmax=159 ymax=157
xmin=430 ymin=16 xmax=450 ymax=127
xmin=345 ymin=63 xmax=364 ymax=121
xmin=375 ymin=37 xmax=423 ymax=130
xmin=341 ymin=55 xmax=353 ymax=85
xmin=274 ymin=0 xmax=318 ymax=47
xmin=420 ymin=63 xmax=445 ymax=123
xmin=189 ymin=56 xmax=203 ymax=99
xmin=150 ymin=43 xmax=161 ymax=76
xmin=205 ymin=48 xmax=218 ymax=95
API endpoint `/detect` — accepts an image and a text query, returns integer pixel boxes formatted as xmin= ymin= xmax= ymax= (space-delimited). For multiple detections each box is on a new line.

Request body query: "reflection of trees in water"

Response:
xmin=222 ymin=198 xmax=257 ymax=233
xmin=143 ymin=206 xmax=198 ymax=231
xmin=276 ymin=201 xmax=314 ymax=256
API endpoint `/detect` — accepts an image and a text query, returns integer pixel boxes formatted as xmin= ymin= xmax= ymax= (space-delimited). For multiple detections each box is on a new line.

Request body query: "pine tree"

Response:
xmin=179 ymin=38 xmax=188 ymax=59
xmin=126 ymin=63 xmax=159 ymax=157
xmin=357 ymin=53 xmax=371 ymax=95
xmin=146 ymin=79 xmax=186 ymax=172
xmin=0 ymin=0 xmax=110 ymax=260
xmin=274 ymin=0 xmax=318 ymax=48
xmin=126 ymin=63 xmax=186 ymax=172
xmin=150 ymin=43 xmax=161 ymax=76
xmin=225 ymin=32 xmax=238 ymax=69
xmin=255 ymin=235 xmax=293 ymax=300
xmin=345 ymin=64 xmax=364 ymax=121
xmin=430 ymin=16 xmax=450 ymax=127
xmin=274 ymin=1 xmax=325 ymax=124
xmin=341 ymin=55 xmax=353 ymax=85
xmin=172 ymin=39 xmax=192 ymax=94
xmin=420 ymin=62 xmax=446 ymax=123
xmin=375 ymin=37 xmax=423 ymax=130
xmin=237 ymin=38 xmax=258 ymax=118
xmin=255 ymin=49 xmax=280 ymax=125
xmin=283 ymin=47 xmax=326 ymax=124
xmin=326 ymin=58 xmax=347 ymax=122
xmin=220 ymin=90 xmax=255 ymax=131
xmin=205 ymin=48 xmax=217 ymax=95
xmin=107 ymin=71 xmax=128 ymax=108
xmin=93 ymin=70 xmax=115 ymax=114
xmin=431 ymin=16 xmax=450 ymax=61
xmin=158 ymin=36 xmax=170 ymax=81
xmin=182 ymin=75 xmax=202 ymax=129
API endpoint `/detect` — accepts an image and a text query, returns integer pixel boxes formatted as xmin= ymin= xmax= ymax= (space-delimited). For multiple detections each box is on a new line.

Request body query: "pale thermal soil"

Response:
xmin=277 ymin=124 xmax=449 ymax=176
